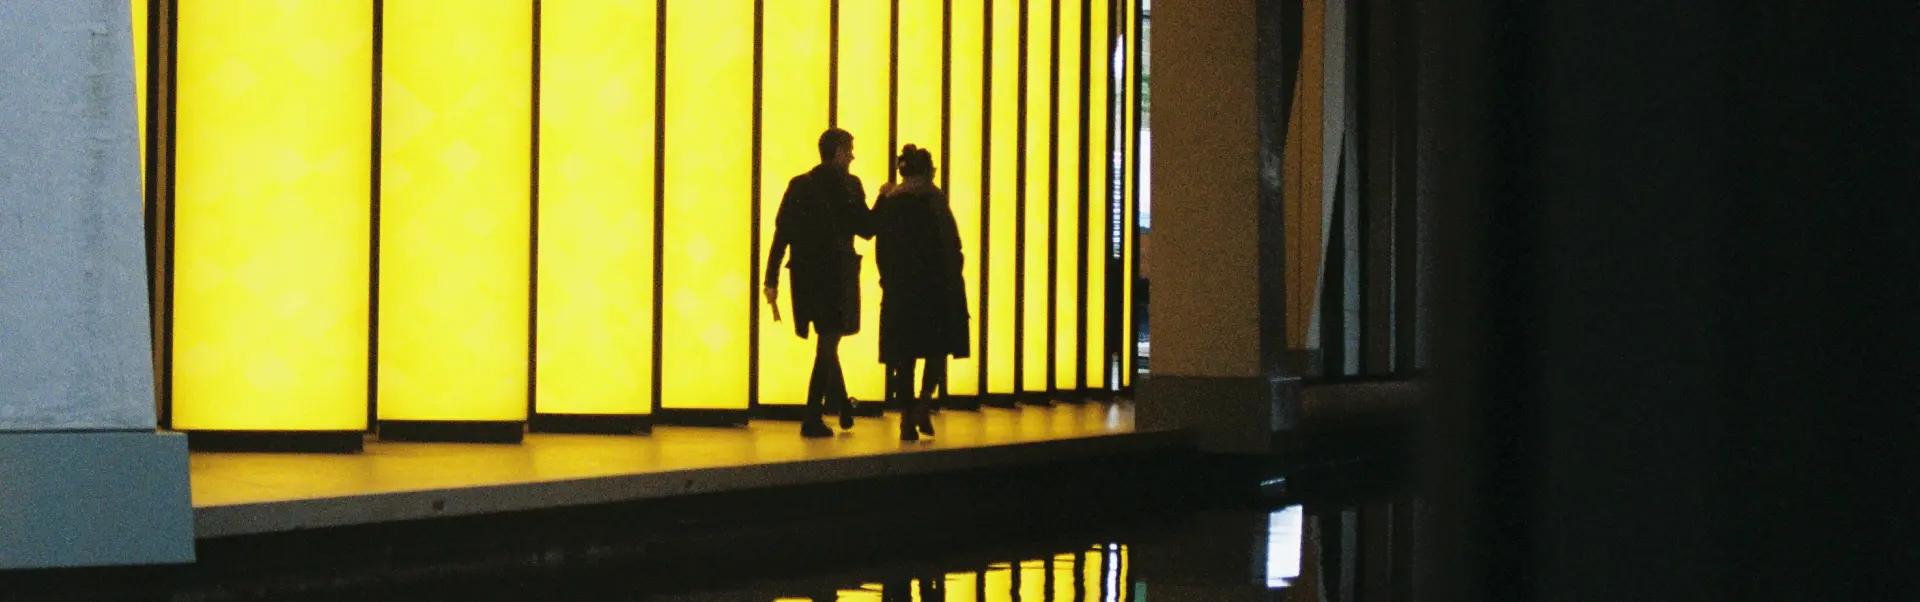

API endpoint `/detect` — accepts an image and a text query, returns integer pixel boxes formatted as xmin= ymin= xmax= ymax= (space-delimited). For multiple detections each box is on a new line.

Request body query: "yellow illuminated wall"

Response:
xmin=986 ymin=0 xmax=1022 ymax=395
xmin=946 ymin=1 xmax=985 ymax=396
xmin=379 ymin=0 xmax=531 ymax=423
xmin=1086 ymin=0 xmax=1110 ymax=390
xmin=837 ymin=0 xmax=890 ymax=402
xmin=170 ymin=0 xmax=371 ymax=431
xmin=535 ymin=0 xmax=656 ymax=417
xmin=758 ymin=0 xmax=831 ymax=408
xmin=163 ymin=0 xmax=1136 ymax=431
xmin=1021 ymin=0 xmax=1054 ymax=394
xmin=660 ymin=0 xmax=752 ymax=411
xmin=1123 ymin=0 xmax=1137 ymax=388
xmin=1054 ymin=0 xmax=1082 ymax=392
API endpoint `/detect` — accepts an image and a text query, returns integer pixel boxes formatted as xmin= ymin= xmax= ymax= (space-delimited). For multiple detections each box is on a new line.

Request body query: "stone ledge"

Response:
xmin=0 ymin=431 xmax=194 ymax=569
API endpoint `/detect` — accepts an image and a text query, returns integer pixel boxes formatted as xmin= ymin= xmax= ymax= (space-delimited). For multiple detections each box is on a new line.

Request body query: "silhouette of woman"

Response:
xmin=872 ymin=145 xmax=970 ymax=441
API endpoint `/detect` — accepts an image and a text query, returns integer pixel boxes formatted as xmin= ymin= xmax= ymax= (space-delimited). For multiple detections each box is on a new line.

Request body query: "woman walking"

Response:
xmin=872 ymin=145 xmax=970 ymax=441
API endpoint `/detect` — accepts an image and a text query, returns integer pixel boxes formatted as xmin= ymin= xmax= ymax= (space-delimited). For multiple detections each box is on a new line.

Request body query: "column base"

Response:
xmin=378 ymin=420 xmax=525 ymax=443
xmin=0 ymin=431 xmax=194 ymax=568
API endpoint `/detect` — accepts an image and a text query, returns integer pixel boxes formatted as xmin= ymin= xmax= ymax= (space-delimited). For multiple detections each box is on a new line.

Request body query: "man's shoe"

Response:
xmin=800 ymin=421 xmax=833 ymax=438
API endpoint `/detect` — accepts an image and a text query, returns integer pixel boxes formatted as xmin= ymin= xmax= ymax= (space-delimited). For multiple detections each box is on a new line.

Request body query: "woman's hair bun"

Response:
xmin=897 ymin=144 xmax=935 ymax=178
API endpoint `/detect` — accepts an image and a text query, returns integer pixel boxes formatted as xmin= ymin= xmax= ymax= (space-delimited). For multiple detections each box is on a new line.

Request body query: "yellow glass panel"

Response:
xmin=535 ymin=0 xmax=655 ymax=416
xmin=986 ymin=0 xmax=1021 ymax=394
xmin=1021 ymin=0 xmax=1053 ymax=394
xmin=660 ymin=0 xmax=752 ymax=411
xmin=946 ymin=1 xmax=985 ymax=397
xmin=1054 ymin=0 xmax=1081 ymax=392
xmin=132 ymin=0 xmax=146 ymax=184
xmin=758 ymin=0 xmax=831 ymax=408
xmin=1086 ymin=0 xmax=1110 ymax=390
xmin=837 ymin=0 xmax=890 ymax=402
xmin=379 ymin=0 xmax=531 ymax=422
xmin=170 ymin=0 xmax=371 ymax=431
xmin=1123 ymin=0 xmax=1137 ymax=388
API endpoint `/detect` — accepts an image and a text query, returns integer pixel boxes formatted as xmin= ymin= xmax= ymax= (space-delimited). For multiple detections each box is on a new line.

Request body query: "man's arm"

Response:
xmin=846 ymin=175 xmax=876 ymax=239
xmin=765 ymin=178 xmax=797 ymax=290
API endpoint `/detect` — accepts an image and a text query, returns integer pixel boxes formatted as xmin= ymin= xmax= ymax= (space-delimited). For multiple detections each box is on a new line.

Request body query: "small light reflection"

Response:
xmin=1266 ymin=505 xmax=1305 ymax=588
xmin=1104 ymin=543 xmax=1122 ymax=602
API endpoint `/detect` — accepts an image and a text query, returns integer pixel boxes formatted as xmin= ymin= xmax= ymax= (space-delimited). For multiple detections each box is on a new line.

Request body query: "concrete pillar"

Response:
xmin=1136 ymin=0 xmax=1297 ymax=454
xmin=0 ymin=0 xmax=191 ymax=568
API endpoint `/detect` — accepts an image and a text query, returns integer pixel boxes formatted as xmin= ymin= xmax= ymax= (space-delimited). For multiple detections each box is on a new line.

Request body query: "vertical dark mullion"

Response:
xmin=158 ymin=0 xmax=179 ymax=429
xmin=749 ymin=0 xmax=764 ymax=409
xmin=978 ymin=0 xmax=992 ymax=397
xmin=940 ymin=0 xmax=952 ymax=194
xmin=888 ymin=0 xmax=899 ymax=183
xmin=1045 ymin=0 xmax=1059 ymax=396
xmin=1321 ymin=158 xmax=1348 ymax=379
xmin=1104 ymin=0 xmax=1120 ymax=390
xmin=650 ymin=0 xmax=667 ymax=413
xmin=1360 ymin=0 xmax=1394 ymax=376
xmin=1074 ymin=0 xmax=1091 ymax=393
xmin=368 ymin=0 xmax=383 ymax=429
xmin=528 ymin=0 xmax=541 ymax=420
xmin=939 ymin=0 xmax=953 ymax=398
xmin=1391 ymin=0 xmax=1419 ymax=375
xmin=1127 ymin=0 xmax=1141 ymax=387
xmin=143 ymin=0 xmax=162 ymax=424
xmin=1012 ymin=0 xmax=1027 ymax=397
xmin=829 ymin=0 xmax=839 ymax=125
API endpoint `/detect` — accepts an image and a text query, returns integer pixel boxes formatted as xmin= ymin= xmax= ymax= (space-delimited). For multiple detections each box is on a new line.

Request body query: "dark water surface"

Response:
xmin=4 ymin=452 xmax=1415 ymax=601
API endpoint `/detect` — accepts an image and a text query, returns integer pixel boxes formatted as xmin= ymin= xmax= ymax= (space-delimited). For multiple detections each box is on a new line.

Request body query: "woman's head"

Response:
xmin=896 ymin=144 xmax=935 ymax=180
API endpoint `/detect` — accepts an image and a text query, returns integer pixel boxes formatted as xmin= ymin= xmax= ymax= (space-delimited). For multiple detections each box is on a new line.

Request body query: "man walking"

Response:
xmin=764 ymin=128 xmax=873 ymax=438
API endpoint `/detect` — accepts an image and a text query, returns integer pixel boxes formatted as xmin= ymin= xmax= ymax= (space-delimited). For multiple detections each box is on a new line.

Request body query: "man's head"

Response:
xmin=818 ymin=128 xmax=854 ymax=169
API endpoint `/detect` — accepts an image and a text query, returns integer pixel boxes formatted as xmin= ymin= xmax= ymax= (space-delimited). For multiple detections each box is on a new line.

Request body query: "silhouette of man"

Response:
xmin=765 ymin=128 xmax=873 ymax=438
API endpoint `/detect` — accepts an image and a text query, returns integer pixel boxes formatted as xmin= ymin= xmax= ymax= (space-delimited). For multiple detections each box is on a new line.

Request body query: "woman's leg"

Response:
xmin=915 ymin=358 xmax=944 ymax=435
xmin=887 ymin=359 xmax=919 ymax=440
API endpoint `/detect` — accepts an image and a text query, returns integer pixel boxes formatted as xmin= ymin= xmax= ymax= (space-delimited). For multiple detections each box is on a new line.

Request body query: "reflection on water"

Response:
xmin=732 ymin=495 xmax=1416 ymax=602
xmin=1266 ymin=506 xmax=1305 ymax=589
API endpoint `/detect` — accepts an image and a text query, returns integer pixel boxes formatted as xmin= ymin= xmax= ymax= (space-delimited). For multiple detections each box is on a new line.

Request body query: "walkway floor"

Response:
xmin=188 ymin=401 xmax=1179 ymax=538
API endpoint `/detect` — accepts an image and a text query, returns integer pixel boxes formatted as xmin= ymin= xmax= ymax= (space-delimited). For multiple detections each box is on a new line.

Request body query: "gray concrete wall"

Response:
xmin=0 ymin=0 xmax=155 ymax=431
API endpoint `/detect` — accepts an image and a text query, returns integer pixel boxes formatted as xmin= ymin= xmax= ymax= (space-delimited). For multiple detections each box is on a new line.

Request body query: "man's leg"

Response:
xmin=801 ymin=332 xmax=838 ymax=437
xmin=820 ymin=332 xmax=853 ymax=429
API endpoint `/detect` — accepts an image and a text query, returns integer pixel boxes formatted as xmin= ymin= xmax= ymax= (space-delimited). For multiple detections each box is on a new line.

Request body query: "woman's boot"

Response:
xmin=899 ymin=401 xmax=920 ymax=442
